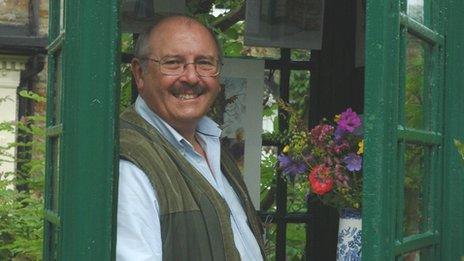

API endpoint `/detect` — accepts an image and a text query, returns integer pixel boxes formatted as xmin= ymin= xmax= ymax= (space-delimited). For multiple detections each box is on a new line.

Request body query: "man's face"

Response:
xmin=134 ymin=20 xmax=221 ymax=130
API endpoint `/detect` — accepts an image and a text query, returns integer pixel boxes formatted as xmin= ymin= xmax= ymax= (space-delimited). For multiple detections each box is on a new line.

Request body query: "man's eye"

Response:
xmin=197 ymin=60 xmax=214 ymax=66
xmin=163 ymin=60 xmax=182 ymax=65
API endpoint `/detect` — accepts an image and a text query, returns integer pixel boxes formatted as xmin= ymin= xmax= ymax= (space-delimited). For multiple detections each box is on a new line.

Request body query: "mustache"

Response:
xmin=169 ymin=84 xmax=205 ymax=96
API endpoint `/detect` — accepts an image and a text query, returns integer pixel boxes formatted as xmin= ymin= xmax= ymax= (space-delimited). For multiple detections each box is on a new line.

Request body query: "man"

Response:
xmin=117 ymin=15 xmax=265 ymax=260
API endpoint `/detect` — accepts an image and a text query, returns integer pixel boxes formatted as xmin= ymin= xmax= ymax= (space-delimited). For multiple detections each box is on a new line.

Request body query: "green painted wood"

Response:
xmin=45 ymin=124 xmax=63 ymax=137
xmin=47 ymin=33 xmax=65 ymax=55
xmin=363 ymin=1 xmax=401 ymax=259
xmin=400 ymin=14 xmax=444 ymax=45
xmin=441 ymin=0 xmax=464 ymax=259
xmin=43 ymin=0 xmax=63 ymax=256
xmin=57 ymin=0 xmax=121 ymax=259
xmin=397 ymin=127 xmax=442 ymax=144
xmin=364 ymin=0 xmax=454 ymax=259
xmin=396 ymin=8 xmax=407 ymax=244
xmin=394 ymin=231 xmax=439 ymax=255
xmin=44 ymin=0 xmax=120 ymax=259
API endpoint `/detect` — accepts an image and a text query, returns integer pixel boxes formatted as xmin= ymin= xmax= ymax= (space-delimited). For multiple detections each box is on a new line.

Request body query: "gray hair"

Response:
xmin=133 ymin=15 xmax=223 ymax=72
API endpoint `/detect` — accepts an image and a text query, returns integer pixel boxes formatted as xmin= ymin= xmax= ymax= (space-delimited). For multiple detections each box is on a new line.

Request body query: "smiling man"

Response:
xmin=117 ymin=16 xmax=265 ymax=260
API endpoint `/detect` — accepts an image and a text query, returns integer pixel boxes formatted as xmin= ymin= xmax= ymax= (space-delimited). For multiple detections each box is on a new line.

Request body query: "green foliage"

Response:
xmin=455 ymin=139 xmax=464 ymax=161
xmin=120 ymin=33 xmax=135 ymax=112
xmin=0 ymin=93 xmax=45 ymax=261
xmin=286 ymin=224 xmax=306 ymax=260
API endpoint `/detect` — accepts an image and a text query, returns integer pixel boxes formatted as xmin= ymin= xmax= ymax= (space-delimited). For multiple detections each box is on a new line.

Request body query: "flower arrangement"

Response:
xmin=278 ymin=108 xmax=364 ymax=210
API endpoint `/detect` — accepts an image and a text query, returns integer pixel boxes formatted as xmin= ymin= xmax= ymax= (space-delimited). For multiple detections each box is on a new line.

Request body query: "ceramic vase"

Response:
xmin=336 ymin=208 xmax=362 ymax=261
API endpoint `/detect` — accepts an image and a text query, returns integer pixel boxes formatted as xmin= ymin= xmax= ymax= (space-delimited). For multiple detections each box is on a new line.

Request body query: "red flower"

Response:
xmin=308 ymin=164 xmax=334 ymax=195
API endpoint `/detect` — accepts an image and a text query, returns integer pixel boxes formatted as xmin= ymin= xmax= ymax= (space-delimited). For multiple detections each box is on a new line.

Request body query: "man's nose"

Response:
xmin=179 ymin=63 xmax=200 ymax=85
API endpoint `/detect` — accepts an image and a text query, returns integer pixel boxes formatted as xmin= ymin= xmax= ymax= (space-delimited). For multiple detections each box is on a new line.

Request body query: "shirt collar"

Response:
xmin=134 ymin=96 xmax=222 ymax=148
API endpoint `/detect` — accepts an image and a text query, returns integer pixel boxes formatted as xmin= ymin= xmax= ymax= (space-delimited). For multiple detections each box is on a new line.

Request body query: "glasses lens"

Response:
xmin=196 ymin=59 xmax=219 ymax=77
xmin=159 ymin=57 xmax=220 ymax=76
xmin=160 ymin=57 xmax=183 ymax=75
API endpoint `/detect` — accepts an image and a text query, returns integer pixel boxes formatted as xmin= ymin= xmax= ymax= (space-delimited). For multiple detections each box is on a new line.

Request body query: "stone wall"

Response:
xmin=0 ymin=0 xmax=29 ymax=26
xmin=0 ymin=0 xmax=48 ymax=37
xmin=39 ymin=0 xmax=48 ymax=36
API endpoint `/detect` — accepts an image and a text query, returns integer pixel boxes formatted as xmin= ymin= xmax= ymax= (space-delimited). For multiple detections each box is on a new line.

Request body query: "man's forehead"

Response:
xmin=147 ymin=18 xmax=218 ymax=54
xmin=149 ymin=17 xmax=208 ymax=40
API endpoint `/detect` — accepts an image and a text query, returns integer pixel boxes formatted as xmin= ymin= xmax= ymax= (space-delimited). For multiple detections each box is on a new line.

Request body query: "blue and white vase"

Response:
xmin=337 ymin=208 xmax=362 ymax=261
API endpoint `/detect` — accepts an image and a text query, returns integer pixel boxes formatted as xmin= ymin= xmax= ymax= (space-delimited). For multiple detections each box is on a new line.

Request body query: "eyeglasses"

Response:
xmin=144 ymin=56 xmax=222 ymax=77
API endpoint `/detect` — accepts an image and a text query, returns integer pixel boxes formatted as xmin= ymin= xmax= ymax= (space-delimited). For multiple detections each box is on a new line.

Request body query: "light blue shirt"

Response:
xmin=116 ymin=96 xmax=263 ymax=261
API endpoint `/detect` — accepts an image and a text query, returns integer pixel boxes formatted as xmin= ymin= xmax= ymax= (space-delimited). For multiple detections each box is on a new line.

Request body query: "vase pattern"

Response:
xmin=337 ymin=208 xmax=362 ymax=261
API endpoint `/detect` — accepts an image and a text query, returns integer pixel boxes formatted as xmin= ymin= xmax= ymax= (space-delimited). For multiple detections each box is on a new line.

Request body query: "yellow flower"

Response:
xmin=357 ymin=140 xmax=364 ymax=155
xmin=334 ymin=114 xmax=341 ymax=123
xmin=283 ymin=145 xmax=290 ymax=153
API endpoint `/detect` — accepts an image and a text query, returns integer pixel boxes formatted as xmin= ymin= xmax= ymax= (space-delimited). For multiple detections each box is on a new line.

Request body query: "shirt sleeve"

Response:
xmin=116 ymin=160 xmax=162 ymax=261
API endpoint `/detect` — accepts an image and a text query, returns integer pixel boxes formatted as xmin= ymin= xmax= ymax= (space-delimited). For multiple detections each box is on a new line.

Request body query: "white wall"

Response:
xmin=0 ymin=55 xmax=27 ymax=178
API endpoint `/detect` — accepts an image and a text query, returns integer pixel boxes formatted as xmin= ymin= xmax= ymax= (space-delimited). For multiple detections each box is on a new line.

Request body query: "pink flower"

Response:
xmin=335 ymin=164 xmax=349 ymax=187
xmin=308 ymin=164 xmax=334 ymax=195
xmin=331 ymin=140 xmax=350 ymax=154
xmin=310 ymin=124 xmax=334 ymax=146
xmin=337 ymin=108 xmax=361 ymax=133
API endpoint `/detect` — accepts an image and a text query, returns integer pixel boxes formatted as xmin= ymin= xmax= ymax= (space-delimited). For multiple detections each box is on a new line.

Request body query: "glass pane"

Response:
xmin=286 ymin=223 xmax=306 ymax=260
xmin=48 ymin=222 xmax=60 ymax=260
xmin=263 ymin=222 xmax=276 ymax=260
xmin=0 ymin=0 xmax=30 ymax=26
xmin=51 ymin=138 xmax=60 ymax=211
xmin=407 ymin=0 xmax=424 ymax=23
xmin=291 ymin=49 xmax=311 ymax=61
xmin=53 ymin=53 xmax=63 ymax=124
xmin=399 ymin=247 xmax=433 ymax=261
xmin=261 ymin=146 xmax=277 ymax=212
xmin=59 ymin=0 xmax=65 ymax=30
xmin=405 ymin=34 xmax=429 ymax=130
xmin=404 ymin=144 xmax=427 ymax=236
xmin=263 ymin=69 xmax=280 ymax=134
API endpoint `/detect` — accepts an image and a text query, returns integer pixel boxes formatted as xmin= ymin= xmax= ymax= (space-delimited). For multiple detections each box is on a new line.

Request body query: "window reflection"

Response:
xmin=405 ymin=33 xmax=429 ymax=130
xmin=404 ymin=144 xmax=427 ymax=237
xmin=407 ymin=0 xmax=424 ymax=23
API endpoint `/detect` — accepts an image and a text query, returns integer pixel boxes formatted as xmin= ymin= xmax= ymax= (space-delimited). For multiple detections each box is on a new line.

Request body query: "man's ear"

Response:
xmin=131 ymin=58 xmax=145 ymax=93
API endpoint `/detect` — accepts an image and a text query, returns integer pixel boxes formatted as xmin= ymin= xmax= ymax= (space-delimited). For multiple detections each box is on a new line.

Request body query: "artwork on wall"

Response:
xmin=213 ymin=57 xmax=265 ymax=209
xmin=245 ymin=0 xmax=325 ymax=50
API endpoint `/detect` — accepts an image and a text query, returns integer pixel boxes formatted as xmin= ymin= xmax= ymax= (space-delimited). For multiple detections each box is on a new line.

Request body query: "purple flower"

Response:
xmin=334 ymin=126 xmax=346 ymax=141
xmin=337 ymin=108 xmax=361 ymax=133
xmin=343 ymin=153 xmax=362 ymax=172
xmin=278 ymin=154 xmax=308 ymax=180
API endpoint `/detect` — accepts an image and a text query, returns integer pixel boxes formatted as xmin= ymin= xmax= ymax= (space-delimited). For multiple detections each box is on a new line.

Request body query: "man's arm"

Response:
xmin=117 ymin=160 xmax=162 ymax=261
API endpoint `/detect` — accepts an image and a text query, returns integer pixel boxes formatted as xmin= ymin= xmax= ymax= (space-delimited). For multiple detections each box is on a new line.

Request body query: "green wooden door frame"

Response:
xmin=44 ymin=0 xmax=120 ymax=260
xmin=363 ymin=1 xmax=401 ymax=259
xmin=441 ymin=0 xmax=464 ymax=260
xmin=364 ymin=0 xmax=464 ymax=260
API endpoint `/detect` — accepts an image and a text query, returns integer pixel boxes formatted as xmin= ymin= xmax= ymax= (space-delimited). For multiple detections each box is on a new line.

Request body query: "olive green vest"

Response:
xmin=119 ymin=106 xmax=265 ymax=261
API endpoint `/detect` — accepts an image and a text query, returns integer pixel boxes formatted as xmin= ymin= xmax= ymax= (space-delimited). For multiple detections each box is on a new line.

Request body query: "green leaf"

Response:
xmin=223 ymin=41 xmax=243 ymax=56
xmin=18 ymin=90 xmax=46 ymax=102
xmin=454 ymin=139 xmax=464 ymax=161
